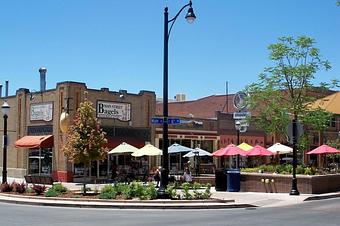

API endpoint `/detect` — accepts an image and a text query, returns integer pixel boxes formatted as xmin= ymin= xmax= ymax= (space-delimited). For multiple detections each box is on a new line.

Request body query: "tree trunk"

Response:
xmin=318 ymin=131 xmax=325 ymax=168
xmin=83 ymin=166 xmax=88 ymax=195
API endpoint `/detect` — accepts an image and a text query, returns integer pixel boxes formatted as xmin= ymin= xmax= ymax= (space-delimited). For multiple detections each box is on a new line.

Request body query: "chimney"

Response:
xmin=5 ymin=80 xmax=9 ymax=97
xmin=39 ymin=67 xmax=47 ymax=91
xmin=175 ymin=93 xmax=186 ymax=102
xmin=0 ymin=84 xmax=2 ymax=98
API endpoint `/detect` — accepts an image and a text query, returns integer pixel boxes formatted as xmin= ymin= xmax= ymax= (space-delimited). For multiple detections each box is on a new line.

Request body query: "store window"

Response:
xmin=28 ymin=148 xmax=52 ymax=175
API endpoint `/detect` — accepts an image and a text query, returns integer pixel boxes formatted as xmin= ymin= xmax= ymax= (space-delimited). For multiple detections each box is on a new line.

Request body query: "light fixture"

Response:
xmin=185 ymin=6 xmax=196 ymax=23
xmin=2 ymin=101 xmax=10 ymax=116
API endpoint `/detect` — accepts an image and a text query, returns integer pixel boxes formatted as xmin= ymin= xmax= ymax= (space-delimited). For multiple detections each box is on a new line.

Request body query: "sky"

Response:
xmin=0 ymin=0 xmax=339 ymax=100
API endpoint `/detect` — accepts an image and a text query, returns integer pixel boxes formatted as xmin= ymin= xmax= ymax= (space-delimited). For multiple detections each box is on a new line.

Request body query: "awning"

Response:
xmin=15 ymin=135 xmax=54 ymax=149
xmin=106 ymin=136 xmax=145 ymax=149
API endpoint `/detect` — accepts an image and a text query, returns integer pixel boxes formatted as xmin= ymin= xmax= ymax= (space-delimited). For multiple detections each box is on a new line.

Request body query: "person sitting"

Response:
xmin=182 ymin=167 xmax=193 ymax=183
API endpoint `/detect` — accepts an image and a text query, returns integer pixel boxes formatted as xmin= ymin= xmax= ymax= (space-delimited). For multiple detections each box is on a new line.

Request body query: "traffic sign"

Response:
xmin=151 ymin=117 xmax=163 ymax=124
xmin=287 ymin=121 xmax=303 ymax=144
xmin=168 ymin=118 xmax=181 ymax=125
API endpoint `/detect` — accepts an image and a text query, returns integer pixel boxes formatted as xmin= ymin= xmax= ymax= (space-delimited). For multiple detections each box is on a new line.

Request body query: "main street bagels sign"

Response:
xmin=97 ymin=100 xmax=131 ymax=121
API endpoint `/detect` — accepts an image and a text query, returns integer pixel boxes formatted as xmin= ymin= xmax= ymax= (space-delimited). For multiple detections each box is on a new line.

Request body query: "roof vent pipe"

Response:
xmin=39 ymin=67 xmax=47 ymax=92
xmin=0 ymin=84 xmax=2 ymax=98
xmin=5 ymin=81 xmax=8 ymax=97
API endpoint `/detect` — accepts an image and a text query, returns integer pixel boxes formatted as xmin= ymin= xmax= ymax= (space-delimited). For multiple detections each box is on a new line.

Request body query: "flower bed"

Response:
xmin=0 ymin=181 xmax=212 ymax=200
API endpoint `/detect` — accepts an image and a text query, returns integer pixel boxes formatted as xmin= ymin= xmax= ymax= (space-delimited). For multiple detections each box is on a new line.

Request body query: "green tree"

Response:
xmin=62 ymin=98 xmax=108 ymax=194
xmin=245 ymin=36 xmax=332 ymax=146
xmin=327 ymin=138 xmax=340 ymax=149
xmin=302 ymin=108 xmax=333 ymax=146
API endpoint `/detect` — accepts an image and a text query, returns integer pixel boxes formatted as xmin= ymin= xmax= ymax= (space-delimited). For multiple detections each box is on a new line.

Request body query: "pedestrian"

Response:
xmin=183 ymin=167 xmax=192 ymax=183
xmin=111 ymin=163 xmax=118 ymax=180
xmin=154 ymin=166 xmax=161 ymax=188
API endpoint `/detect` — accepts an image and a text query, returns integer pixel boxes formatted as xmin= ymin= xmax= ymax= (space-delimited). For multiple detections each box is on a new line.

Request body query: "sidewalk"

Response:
xmin=0 ymin=177 xmax=339 ymax=209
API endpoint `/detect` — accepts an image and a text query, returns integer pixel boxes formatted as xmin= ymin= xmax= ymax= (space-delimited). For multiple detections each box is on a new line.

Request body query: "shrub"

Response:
xmin=141 ymin=184 xmax=157 ymax=200
xmin=296 ymin=165 xmax=305 ymax=174
xmin=166 ymin=185 xmax=178 ymax=199
xmin=44 ymin=183 xmax=68 ymax=197
xmin=11 ymin=181 xmax=26 ymax=193
xmin=98 ymin=185 xmax=117 ymax=199
xmin=0 ymin=182 xmax=13 ymax=192
xmin=284 ymin=164 xmax=293 ymax=174
xmin=304 ymin=167 xmax=315 ymax=175
xmin=122 ymin=186 xmax=133 ymax=199
xmin=32 ymin=184 xmax=46 ymax=195
xmin=182 ymin=182 xmax=192 ymax=200
xmin=114 ymin=183 xmax=126 ymax=195
xmin=45 ymin=189 xmax=59 ymax=197
xmin=241 ymin=167 xmax=260 ymax=173
xmin=192 ymin=182 xmax=202 ymax=199
xmin=26 ymin=186 xmax=34 ymax=194
xmin=129 ymin=182 xmax=144 ymax=198
xmin=51 ymin=183 xmax=68 ymax=194
xmin=202 ymin=183 xmax=212 ymax=199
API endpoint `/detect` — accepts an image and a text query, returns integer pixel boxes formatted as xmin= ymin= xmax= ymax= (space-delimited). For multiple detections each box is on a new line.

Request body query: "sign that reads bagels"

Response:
xmin=97 ymin=100 xmax=131 ymax=121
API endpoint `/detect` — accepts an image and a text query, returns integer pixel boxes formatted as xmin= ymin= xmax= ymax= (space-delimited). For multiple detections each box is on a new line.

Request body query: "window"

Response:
xmin=28 ymin=148 xmax=52 ymax=175
xmin=331 ymin=117 xmax=336 ymax=127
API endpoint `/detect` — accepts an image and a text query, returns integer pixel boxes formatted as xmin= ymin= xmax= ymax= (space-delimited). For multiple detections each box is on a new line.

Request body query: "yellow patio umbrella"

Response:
xmin=131 ymin=144 xmax=162 ymax=157
xmin=237 ymin=142 xmax=253 ymax=151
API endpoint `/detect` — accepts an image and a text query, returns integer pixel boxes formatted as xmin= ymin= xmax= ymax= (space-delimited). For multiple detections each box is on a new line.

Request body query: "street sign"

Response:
xmin=233 ymin=112 xmax=251 ymax=119
xmin=151 ymin=117 xmax=181 ymax=125
xmin=151 ymin=117 xmax=163 ymax=124
xmin=168 ymin=118 xmax=181 ymax=125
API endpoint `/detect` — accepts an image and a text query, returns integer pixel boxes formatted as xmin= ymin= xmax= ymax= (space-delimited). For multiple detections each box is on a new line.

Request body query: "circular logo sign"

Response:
xmin=233 ymin=91 xmax=248 ymax=110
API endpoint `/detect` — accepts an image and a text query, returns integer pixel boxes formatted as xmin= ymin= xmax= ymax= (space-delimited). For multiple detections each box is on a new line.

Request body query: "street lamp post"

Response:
xmin=235 ymin=120 xmax=241 ymax=168
xmin=2 ymin=101 xmax=10 ymax=184
xmin=159 ymin=1 xmax=196 ymax=197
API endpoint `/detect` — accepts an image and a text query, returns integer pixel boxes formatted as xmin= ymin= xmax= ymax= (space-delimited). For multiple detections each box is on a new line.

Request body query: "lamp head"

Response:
xmin=235 ymin=120 xmax=241 ymax=130
xmin=2 ymin=101 xmax=10 ymax=116
xmin=185 ymin=2 xmax=196 ymax=24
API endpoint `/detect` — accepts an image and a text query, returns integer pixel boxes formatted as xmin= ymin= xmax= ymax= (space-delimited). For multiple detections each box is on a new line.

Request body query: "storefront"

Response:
xmin=1 ymin=77 xmax=156 ymax=182
xmin=15 ymin=135 xmax=54 ymax=176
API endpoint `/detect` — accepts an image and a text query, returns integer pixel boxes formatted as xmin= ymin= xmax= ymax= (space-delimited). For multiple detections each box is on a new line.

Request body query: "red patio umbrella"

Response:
xmin=246 ymin=145 xmax=274 ymax=156
xmin=212 ymin=144 xmax=247 ymax=157
xmin=306 ymin=144 xmax=340 ymax=155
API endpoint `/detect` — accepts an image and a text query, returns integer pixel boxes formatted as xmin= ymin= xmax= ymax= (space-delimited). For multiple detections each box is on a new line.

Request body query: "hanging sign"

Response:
xmin=30 ymin=102 xmax=53 ymax=122
xmin=97 ymin=100 xmax=131 ymax=121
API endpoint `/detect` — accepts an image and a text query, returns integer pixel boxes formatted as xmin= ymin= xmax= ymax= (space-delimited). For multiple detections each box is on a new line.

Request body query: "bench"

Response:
xmin=24 ymin=175 xmax=55 ymax=185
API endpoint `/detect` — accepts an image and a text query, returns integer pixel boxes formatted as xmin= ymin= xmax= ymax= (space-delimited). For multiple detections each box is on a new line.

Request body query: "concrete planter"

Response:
xmin=240 ymin=173 xmax=340 ymax=194
xmin=194 ymin=173 xmax=340 ymax=194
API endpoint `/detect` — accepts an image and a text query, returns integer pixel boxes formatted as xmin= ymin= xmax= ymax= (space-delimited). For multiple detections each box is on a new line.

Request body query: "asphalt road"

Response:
xmin=1 ymin=198 xmax=340 ymax=226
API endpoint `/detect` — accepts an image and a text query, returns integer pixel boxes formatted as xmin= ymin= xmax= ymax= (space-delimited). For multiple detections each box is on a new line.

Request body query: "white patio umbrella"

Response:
xmin=268 ymin=143 xmax=293 ymax=154
xmin=131 ymin=144 xmax=162 ymax=157
xmin=108 ymin=142 xmax=139 ymax=154
xmin=183 ymin=148 xmax=212 ymax=158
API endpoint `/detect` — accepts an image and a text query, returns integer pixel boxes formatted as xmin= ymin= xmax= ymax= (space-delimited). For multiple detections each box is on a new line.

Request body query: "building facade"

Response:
xmin=0 ymin=79 xmax=156 ymax=182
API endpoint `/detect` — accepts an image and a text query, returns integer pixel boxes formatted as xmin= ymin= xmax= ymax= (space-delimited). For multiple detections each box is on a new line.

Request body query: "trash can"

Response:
xmin=227 ymin=168 xmax=240 ymax=192
xmin=215 ymin=168 xmax=227 ymax=191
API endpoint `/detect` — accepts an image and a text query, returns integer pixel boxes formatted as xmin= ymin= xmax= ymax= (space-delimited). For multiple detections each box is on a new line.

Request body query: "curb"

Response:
xmin=0 ymin=194 xmax=256 ymax=209
xmin=304 ymin=193 xmax=340 ymax=202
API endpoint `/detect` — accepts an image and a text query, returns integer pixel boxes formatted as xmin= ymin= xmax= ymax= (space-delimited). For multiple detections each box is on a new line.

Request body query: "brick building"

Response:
xmin=0 ymin=72 xmax=156 ymax=182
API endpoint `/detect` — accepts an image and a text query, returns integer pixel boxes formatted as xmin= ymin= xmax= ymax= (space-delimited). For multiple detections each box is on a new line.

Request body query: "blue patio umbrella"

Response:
xmin=168 ymin=143 xmax=194 ymax=154
xmin=168 ymin=143 xmax=194 ymax=172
